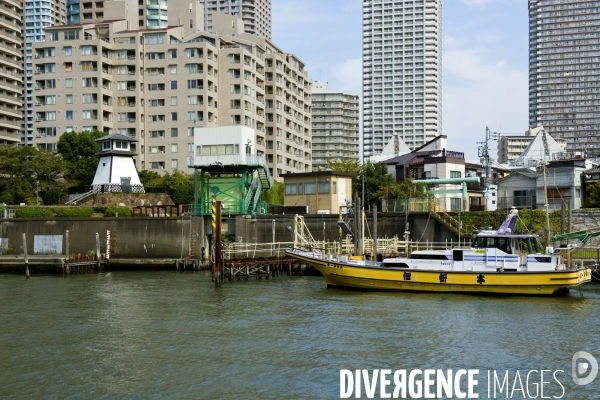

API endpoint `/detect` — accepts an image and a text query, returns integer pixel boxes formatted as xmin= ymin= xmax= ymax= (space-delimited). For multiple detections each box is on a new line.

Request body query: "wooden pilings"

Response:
xmin=22 ymin=233 xmax=29 ymax=278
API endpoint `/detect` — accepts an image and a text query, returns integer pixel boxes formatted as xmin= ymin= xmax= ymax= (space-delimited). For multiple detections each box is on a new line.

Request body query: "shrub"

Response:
xmin=54 ymin=207 xmax=94 ymax=218
xmin=15 ymin=207 xmax=53 ymax=218
xmin=104 ymin=207 xmax=132 ymax=217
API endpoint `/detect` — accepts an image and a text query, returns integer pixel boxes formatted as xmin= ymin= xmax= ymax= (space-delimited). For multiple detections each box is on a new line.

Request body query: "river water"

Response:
xmin=1 ymin=271 xmax=599 ymax=399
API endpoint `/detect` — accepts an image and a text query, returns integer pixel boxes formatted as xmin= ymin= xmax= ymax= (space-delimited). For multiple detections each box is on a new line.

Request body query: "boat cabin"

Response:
xmin=471 ymin=234 xmax=542 ymax=255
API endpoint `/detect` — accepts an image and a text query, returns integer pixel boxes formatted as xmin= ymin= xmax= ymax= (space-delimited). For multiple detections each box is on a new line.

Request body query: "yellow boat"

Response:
xmin=286 ymin=212 xmax=593 ymax=296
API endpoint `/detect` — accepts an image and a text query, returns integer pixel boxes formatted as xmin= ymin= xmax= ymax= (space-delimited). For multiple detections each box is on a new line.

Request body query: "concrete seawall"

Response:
xmin=0 ymin=217 xmax=196 ymax=259
xmin=0 ymin=213 xmax=457 ymax=275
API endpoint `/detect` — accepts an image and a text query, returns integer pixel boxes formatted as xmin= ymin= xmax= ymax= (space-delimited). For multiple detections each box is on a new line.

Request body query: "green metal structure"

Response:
xmin=189 ymin=155 xmax=273 ymax=216
xmin=413 ymin=177 xmax=481 ymax=206
xmin=552 ymin=230 xmax=600 ymax=246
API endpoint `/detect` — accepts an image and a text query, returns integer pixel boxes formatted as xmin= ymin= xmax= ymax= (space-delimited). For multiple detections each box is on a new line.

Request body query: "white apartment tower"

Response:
xmin=362 ymin=0 xmax=442 ymax=159
xmin=200 ymin=0 xmax=272 ymax=39
xmin=529 ymin=0 xmax=600 ymax=157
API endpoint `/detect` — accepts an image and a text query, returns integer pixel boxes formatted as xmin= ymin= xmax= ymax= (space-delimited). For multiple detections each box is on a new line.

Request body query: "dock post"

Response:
xmin=65 ymin=230 xmax=70 ymax=263
xmin=212 ymin=198 xmax=223 ymax=287
xmin=95 ymin=233 xmax=101 ymax=271
xmin=22 ymin=233 xmax=29 ymax=278
xmin=373 ymin=205 xmax=378 ymax=261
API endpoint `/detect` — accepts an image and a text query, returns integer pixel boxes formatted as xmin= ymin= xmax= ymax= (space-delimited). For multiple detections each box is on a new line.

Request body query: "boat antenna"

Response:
xmin=540 ymin=128 xmax=551 ymax=246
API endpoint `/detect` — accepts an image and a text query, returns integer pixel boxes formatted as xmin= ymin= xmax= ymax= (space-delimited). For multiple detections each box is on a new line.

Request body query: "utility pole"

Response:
xmin=478 ymin=127 xmax=499 ymax=209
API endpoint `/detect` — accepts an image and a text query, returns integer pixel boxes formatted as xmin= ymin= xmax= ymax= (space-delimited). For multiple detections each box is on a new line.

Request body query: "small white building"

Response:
xmin=91 ymin=134 xmax=144 ymax=193
xmin=188 ymin=125 xmax=263 ymax=168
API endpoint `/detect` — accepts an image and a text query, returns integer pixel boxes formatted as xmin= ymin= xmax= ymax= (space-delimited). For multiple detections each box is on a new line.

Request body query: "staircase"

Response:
xmin=65 ymin=190 xmax=95 ymax=205
xmin=427 ymin=201 xmax=475 ymax=237
xmin=190 ymin=217 xmax=197 ymax=258
xmin=257 ymin=166 xmax=273 ymax=190
xmin=247 ymin=179 xmax=262 ymax=214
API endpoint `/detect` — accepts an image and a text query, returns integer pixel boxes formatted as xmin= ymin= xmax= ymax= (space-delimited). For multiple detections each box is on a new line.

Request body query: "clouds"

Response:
xmin=442 ymin=46 xmax=529 ymax=159
xmin=270 ymin=0 xmax=530 ymax=160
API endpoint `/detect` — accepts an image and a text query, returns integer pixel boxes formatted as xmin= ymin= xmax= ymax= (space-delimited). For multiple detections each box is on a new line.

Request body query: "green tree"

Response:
xmin=0 ymin=145 xmax=68 ymax=205
xmin=28 ymin=148 xmax=69 ymax=204
xmin=583 ymin=182 xmax=600 ymax=208
xmin=262 ymin=181 xmax=284 ymax=204
xmin=138 ymin=170 xmax=162 ymax=186
xmin=161 ymin=170 xmax=195 ymax=205
xmin=57 ymin=130 xmax=104 ymax=185
xmin=327 ymin=159 xmax=362 ymax=175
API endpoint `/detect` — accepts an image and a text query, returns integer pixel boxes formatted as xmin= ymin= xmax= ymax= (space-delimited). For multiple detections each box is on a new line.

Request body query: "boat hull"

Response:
xmin=287 ymin=252 xmax=592 ymax=296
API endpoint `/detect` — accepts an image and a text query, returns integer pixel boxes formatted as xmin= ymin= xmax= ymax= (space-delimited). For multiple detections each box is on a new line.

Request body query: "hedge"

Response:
xmin=54 ymin=207 xmax=94 ymax=218
xmin=104 ymin=207 xmax=132 ymax=217
xmin=15 ymin=207 xmax=54 ymax=218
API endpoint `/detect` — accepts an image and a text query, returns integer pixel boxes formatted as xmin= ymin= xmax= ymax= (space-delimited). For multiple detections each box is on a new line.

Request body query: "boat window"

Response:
xmin=497 ymin=238 xmax=511 ymax=254
xmin=472 ymin=237 xmax=496 ymax=248
xmin=382 ymin=262 xmax=409 ymax=268
xmin=409 ymin=254 xmax=449 ymax=260
xmin=452 ymin=250 xmax=463 ymax=262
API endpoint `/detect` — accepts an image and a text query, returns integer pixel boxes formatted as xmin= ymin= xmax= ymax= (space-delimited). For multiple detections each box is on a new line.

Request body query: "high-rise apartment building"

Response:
xmin=0 ymin=0 xmax=23 ymax=145
xmin=22 ymin=0 xmax=66 ymax=146
xmin=362 ymin=0 xmax=442 ymax=159
xmin=32 ymin=10 xmax=310 ymax=179
xmin=311 ymin=82 xmax=359 ymax=170
xmin=529 ymin=0 xmax=600 ymax=157
xmin=67 ymin=0 xmax=203 ymax=31
xmin=200 ymin=0 xmax=272 ymax=39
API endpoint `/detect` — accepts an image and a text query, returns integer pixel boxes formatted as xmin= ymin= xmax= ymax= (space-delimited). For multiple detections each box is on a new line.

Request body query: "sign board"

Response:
xmin=33 ymin=235 xmax=63 ymax=255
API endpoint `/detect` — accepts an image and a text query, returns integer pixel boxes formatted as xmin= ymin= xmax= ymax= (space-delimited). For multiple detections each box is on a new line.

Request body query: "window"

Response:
xmin=318 ymin=182 xmax=330 ymax=194
xmin=188 ymin=127 xmax=194 ymax=137
xmin=168 ymin=49 xmax=177 ymax=58
xmin=333 ymin=182 xmax=337 ymax=194
xmin=304 ymin=183 xmax=316 ymax=195
xmin=171 ymin=81 xmax=177 ymax=89
xmin=285 ymin=184 xmax=297 ymax=195
xmin=49 ymin=31 xmax=59 ymax=41
xmin=169 ymin=65 xmax=177 ymax=74
xmin=66 ymin=95 xmax=73 ymax=104
xmin=171 ymin=128 xmax=178 ymax=137
xmin=171 ymin=159 xmax=178 ymax=169
xmin=450 ymin=171 xmax=461 ymax=178
xmin=65 ymin=78 xmax=73 ymax=88
xmin=450 ymin=198 xmax=462 ymax=211
xmin=82 ymin=110 xmax=94 ymax=119
xmin=188 ymin=143 xmax=194 ymax=152
xmin=66 ymin=110 xmax=73 ymax=120
xmin=64 ymin=30 xmax=79 ymax=40
xmin=81 ymin=45 xmax=94 ymax=55
xmin=171 ymin=112 xmax=178 ymax=121
xmin=187 ymin=79 xmax=198 ymax=89
xmin=64 ymin=46 xmax=72 ymax=56
xmin=171 ymin=96 xmax=177 ymax=106
xmin=171 ymin=144 xmax=178 ymax=153
xmin=145 ymin=34 xmax=164 ymax=45
xmin=148 ymin=99 xmax=165 ymax=107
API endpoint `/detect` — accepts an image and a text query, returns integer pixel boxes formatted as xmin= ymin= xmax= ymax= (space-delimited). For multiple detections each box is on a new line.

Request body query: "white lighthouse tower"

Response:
xmin=91 ymin=133 xmax=144 ymax=193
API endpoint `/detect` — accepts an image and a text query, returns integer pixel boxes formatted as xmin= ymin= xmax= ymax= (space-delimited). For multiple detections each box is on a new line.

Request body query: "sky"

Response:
xmin=271 ymin=0 xmax=530 ymax=160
